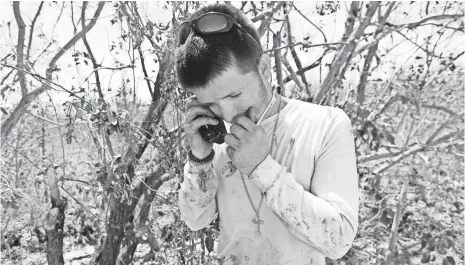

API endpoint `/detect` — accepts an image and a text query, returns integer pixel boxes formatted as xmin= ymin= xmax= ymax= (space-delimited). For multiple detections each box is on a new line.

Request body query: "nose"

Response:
xmin=215 ymin=102 xmax=238 ymax=123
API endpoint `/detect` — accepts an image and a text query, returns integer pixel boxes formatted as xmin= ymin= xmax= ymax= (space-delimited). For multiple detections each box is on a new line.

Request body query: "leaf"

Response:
xmin=1 ymin=107 xmax=8 ymax=115
xmin=443 ymin=236 xmax=453 ymax=249
xmin=75 ymin=106 xmax=87 ymax=120
xmin=108 ymin=194 xmax=117 ymax=211
xmin=107 ymin=109 xmax=117 ymax=125
xmin=205 ymin=234 xmax=214 ymax=253
xmin=421 ymin=253 xmax=430 ymax=263
xmin=359 ymin=109 xmax=370 ymax=120
xmin=435 ymin=238 xmax=447 ymax=255
xmin=443 ymin=257 xmax=455 ymax=265
xmin=382 ymin=131 xmax=396 ymax=145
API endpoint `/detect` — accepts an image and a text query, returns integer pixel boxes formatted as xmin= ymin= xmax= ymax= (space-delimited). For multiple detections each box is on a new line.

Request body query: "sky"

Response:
xmin=0 ymin=1 xmax=463 ymax=113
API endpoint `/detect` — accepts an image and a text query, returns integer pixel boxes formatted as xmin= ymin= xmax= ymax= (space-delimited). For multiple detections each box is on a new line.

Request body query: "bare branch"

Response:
xmin=425 ymin=111 xmax=464 ymax=144
xmin=359 ymin=151 xmax=403 ymax=164
xmin=48 ymin=2 xmax=105 ymax=75
xmin=422 ymin=104 xmax=464 ymax=119
xmin=385 ymin=175 xmax=410 ymax=265
xmin=394 ymin=30 xmax=441 ymax=58
xmin=291 ymin=3 xmax=327 ymax=42
xmin=282 ymin=57 xmax=305 ymax=97
xmin=357 ymin=2 xmax=395 ymax=104
xmin=13 ymin=2 xmax=27 ymax=95
xmin=285 ymin=4 xmax=310 ymax=96
xmin=316 ymin=2 xmax=381 ymax=104
xmin=138 ymin=47 xmax=153 ymax=97
xmin=1 ymin=2 xmax=105 ymax=139
xmin=257 ymin=2 xmax=286 ymax=37
xmin=273 ymin=32 xmax=284 ymax=92
xmin=284 ymin=52 xmax=329 ymax=84
xmin=26 ymin=1 xmax=44 ymax=62
xmin=264 ymin=41 xmax=345 ymax=53
xmin=26 ymin=111 xmax=64 ymax=126
xmin=399 ymin=14 xmax=463 ymax=29
xmin=51 ymin=2 xmax=66 ymax=35
xmin=374 ymin=130 xmax=463 ymax=174
xmin=81 ymin=1 xmax=104 ymax=99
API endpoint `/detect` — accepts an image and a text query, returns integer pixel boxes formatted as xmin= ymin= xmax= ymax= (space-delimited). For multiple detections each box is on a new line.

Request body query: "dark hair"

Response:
xmin=175 ymin=3 xmax=262 ymax=90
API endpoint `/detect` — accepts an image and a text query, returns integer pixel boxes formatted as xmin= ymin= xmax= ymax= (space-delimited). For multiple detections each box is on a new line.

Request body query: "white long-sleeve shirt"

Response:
xmin=178 ymin=97 xmax=359 ymax=265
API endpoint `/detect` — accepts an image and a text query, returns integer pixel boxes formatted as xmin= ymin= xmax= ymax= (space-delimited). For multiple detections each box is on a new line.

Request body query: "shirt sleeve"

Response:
xmin=249 ymin=109 xmax=359 ymax=259
xmin=178 ymin=149 xmax=219 ymax=231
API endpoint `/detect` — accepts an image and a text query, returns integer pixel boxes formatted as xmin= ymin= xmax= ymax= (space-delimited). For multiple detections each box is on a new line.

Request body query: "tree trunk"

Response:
xmin=44 ymin=197 xmax=67 ymax=265
xmin=117 ymin=172 xmax=167 ymax=264
xmin=89 ymin=202 xmax=128 ymax=265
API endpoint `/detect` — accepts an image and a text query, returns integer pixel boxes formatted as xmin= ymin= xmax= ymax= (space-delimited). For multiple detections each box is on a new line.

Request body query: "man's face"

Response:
xmin=192 ymin=62 xmax=269 ymax=124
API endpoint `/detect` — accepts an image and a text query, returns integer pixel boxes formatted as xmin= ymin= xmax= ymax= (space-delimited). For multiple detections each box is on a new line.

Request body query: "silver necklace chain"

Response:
xmin=240 ymin=93 xmax=282 ymax=236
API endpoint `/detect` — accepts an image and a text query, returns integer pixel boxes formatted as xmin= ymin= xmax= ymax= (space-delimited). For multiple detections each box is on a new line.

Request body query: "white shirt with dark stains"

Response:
xmin=178 ymin=97 xmax=359 ymax=265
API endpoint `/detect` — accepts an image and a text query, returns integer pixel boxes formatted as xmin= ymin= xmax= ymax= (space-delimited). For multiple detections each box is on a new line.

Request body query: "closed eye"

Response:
xmin=230 ymin=92 xmax=242 ymax=98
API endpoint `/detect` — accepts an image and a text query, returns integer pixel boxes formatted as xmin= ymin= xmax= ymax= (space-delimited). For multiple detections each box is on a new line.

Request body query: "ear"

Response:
xmin=257 ymin=54 xmax=272 ymax=82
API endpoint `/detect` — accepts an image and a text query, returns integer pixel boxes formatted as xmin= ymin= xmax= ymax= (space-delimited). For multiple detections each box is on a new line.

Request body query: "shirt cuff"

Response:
xmin=187 ymin=158 xmax=213 ymax=173
xmin=249 ymin=154 xmax=284 ymax=193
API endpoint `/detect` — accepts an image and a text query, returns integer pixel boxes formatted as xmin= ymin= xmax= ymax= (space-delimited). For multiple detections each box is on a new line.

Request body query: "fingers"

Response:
xmin=230 ymin=124 xmax=249 ymax=139
xmin=185 ymin=97 xmax=215 ymax=118
xmin=226 ymin=146 xmax=235 ymax=160
xmin=184 ymin=117 xmax=218 ymax=135
xmin=184 ymin=105 xmax=215 ymax=124
xmin=224 ymin=133 xmax=240 ymax=148
xmin=235 ymin=116 xmax=258 ymax=132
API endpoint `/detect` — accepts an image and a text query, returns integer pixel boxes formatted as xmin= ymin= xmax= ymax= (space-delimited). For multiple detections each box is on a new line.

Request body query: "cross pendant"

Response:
xmin=252 ymin=216 xmax=264 ymax=236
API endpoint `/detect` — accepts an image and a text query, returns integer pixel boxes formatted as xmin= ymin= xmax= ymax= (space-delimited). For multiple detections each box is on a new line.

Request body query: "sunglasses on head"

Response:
xmin=176 ymin=12 xmax=263 ymax=54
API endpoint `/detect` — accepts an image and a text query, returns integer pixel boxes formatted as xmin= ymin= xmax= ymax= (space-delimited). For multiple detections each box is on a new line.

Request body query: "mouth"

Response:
xmin=231 ymin=107 xmax=254 ymax=124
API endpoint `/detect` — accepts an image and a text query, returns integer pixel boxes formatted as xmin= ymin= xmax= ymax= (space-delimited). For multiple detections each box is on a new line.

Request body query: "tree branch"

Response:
xmin=374 ymin=130 xmax=463 ymax=175
xmin=26 ymin=1 xmax=44 ymax=62
xmin=138 ymin=47 xmax=153 ymax=97
xmin=264 ymin=41 xmax=344 ymax=53
xmin=13 ymin=2 xmax=27 ymax=95
xmin=282 ymin=57 xmax=304 ymax=97
xmin=283 ymin=52 xmax=328 ymax=84
xmin=81 ymin=2 xmax=104 ymax=99
xmin=316 ymin=2 xmax=380 ymax=104
xmin=1 ymin=2 xmax=105 ymax=139
xmin=48 ymin=2 xmax=105 ymax=76
xmin=291 ymin=3 xmax=327 ymax=42
xmin=385 ymin=175 xmax=410 ymax=265
xmin=421 ymin=104 xmax=464 ymax=119
xmin=273 ymin=32 xmax=284 ymax=92
xmin=400 ymin=14 xmax=463 ymax=29
xmin=285 ymin=4 xmax=310 ymax=97
xmin=257 ymin=2 xmax=286 ymax=37
xmin=357 ymin=2 xmax=395 ymax=104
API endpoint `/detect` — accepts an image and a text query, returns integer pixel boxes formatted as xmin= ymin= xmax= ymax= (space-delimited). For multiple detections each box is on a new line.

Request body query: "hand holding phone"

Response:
xmin=183 ymin=96 xmax=224 ymax=159
xmin=198 ymin=115 xmax=226 ymax=144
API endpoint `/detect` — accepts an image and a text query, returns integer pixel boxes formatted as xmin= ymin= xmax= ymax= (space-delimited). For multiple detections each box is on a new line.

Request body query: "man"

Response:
xmin=176 ymin=3 xmax=358 ymax=265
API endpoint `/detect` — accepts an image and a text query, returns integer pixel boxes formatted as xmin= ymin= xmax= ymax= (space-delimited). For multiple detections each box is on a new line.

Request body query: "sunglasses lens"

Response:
xmin=197 ymin=14 xmax=229 ymax=33
xmin=177 ymin=23 xmax=191 ymax=46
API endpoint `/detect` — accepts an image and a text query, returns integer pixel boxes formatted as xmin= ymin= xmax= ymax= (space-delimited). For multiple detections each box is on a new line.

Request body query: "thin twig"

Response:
xmin=81 ymin=1 xmax=104 ymax=99
xmin=13 ymin=2 xmax=27 ymax=95
xmin=138 ymin=47 xmax=153 ymax=97
xmin=264 ymin=42 xmax=344 ymax=53
xmin=291 ymin=3 xmax=327 ymax=42
xmin=26 ymin=111 xmax=64 ymax=126
xmin=61 ymin=178 xmax=92 ymax=185
xmin=44 ymin=88 xmax=66 ymax=194
xmin=1 ymin=139 xmax=47 ymax=175
xmin=58 ymin=185 xmax=103 ymax=222
xmin=26 ymin=1 xmax=44 ymax=61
